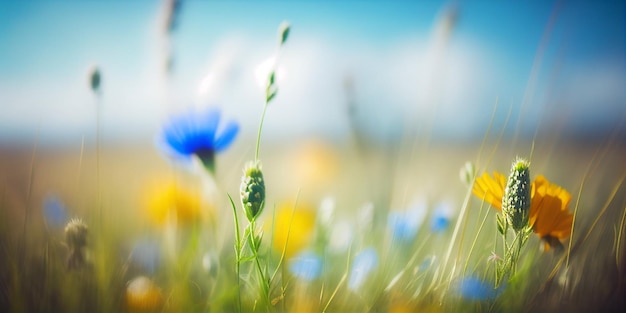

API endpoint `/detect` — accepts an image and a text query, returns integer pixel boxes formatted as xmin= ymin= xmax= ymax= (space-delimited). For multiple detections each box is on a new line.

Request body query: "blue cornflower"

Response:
xmin=289 ymin=251 xmax=323 ymax=282
xmin=456 ymin=276 xmax=503 ymax=301
xmin=430 ymin=201 xmax=454 ymax=233
xmin=348 ymin=247 xmax=379 ymax=291
xmin=43 ymin=194 xmax=68 ymax=228
xmin=388 ymin=200 xmax=427 ymax=243
xmin=157 ymin=107 xmax=239 ymax=173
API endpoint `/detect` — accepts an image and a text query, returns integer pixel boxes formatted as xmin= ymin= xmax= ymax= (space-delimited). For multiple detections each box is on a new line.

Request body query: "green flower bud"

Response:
xmin=240 ymin=161 xmax=266 ymax=221
xmin=502 ymin=158 xmax=531 ymax=231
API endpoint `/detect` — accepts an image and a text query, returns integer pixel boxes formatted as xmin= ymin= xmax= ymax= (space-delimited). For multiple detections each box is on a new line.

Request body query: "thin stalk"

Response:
xmin=254 ymin=103 xmax=269 ymax=162
xmin=463 ymin=203 xmax=491 ymax=275
xmin=271 ymin=191 xmax=301 ymax=282
xmin=616 ymin=205 xmax=626 ymax=267
xmin=438 ymin=176 xmax=473 ymax=286
xmin=228 ymin=195 xmax=243 ymax=313
xmin=249 ymin=219 xmax=270 ymax=311
xmin=322 ymin=247 xmax=351 ymax=313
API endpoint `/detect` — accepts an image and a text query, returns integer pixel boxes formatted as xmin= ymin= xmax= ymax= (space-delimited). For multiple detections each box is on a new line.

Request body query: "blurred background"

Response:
xmin=0 ymin=0 xmax=624 ymax=146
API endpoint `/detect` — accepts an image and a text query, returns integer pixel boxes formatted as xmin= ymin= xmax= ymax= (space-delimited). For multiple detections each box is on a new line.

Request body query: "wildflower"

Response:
xmin=502 ymin=158 xmax=531 ymax=231
xmin=289 ymin=251 xmax=323 ymax=282
xmin=126 ymin=276 xmax=163 ymax=313
xmin=472 ymin=171 xmax=507 ymax=209
xmin=456 ymin=276 xmax=503 ymax=301
xmin=348 ymin=247 xmax=379 ymax=291
xmin=271 ymin=201 xmax=316 ymax=258
xmin=145 ymin=182 xmax=203 ymax=226
xmin=43 ymin=194 xmax=67 ymax=228
xmin=156 ymin=107 xmax=239 ymax=173
xmin=487 ymin=251 xmax=502 ymax=263
xmin=430 ymin=201 xmax=454 ymax=232
xmin=472 ymin=169 xmax=574 ymax=251
xmin=240 ymin=161 xmax=266 ymax=221
xmin=65 ymin=218 xmax=88 ymax=270
xmin=529 ymin=175 xmax=573 ymax=251
xmin=388 ymin=199 xmax=427 ymax=243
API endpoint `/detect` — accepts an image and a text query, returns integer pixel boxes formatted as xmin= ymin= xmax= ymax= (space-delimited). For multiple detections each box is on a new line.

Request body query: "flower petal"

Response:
xmin=213 ymin=121 xmax=239 ymax=151
xmin=472 ymin=172 xmax=505 ymax=210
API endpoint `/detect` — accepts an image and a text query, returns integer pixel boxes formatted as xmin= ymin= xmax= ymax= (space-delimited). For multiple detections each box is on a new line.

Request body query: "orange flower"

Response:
xmin=529 ymin=175 xmax=573 ymax=251
xmin=472 ymin=172 xmax=573 ymax=251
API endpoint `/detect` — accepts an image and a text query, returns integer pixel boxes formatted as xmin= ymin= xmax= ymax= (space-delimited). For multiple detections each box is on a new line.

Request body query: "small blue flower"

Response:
xmin=348 ymin=247 xmax=379 ymax=291
xmin=43 ymin=194 xmax=67 ymax=228
xmin=456 ymin=276 xmax=503 ymax=301
xmin=157 ymin=107 xmax=239 ymax=173
xmin=289 ymin=251 xmax=323 ymax=282
xmin=132 ymin=239 xmax=161 ymax=274
xmin=388 ymin=200 xmax=427 ymax=243
xmin=430 ymin=202 xmax=454 ymax=233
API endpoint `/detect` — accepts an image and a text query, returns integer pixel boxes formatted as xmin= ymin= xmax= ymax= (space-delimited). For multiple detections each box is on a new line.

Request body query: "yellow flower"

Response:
xmin=144 ymin=182 xmax=203 ymax=226
xmin=473 ymin=172 xmax=573 ymax=251
xmin=271 ymin=202 xmax=317 ymax=258
xmin=472 ymin=171 xmax=508 ymax=210
xmin=126 ymin=276 xmax=163 ymax=313
xmin=529 ymin=175 xmax=574 ymax=251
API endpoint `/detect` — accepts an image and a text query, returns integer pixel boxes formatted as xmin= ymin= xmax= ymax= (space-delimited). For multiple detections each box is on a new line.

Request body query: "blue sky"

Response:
xmin=0 ymin=0 xmax=624 ymax=145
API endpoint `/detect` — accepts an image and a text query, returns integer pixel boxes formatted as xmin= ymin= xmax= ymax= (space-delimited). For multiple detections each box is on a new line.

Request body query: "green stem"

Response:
xmin=228 ymin=195 xmax=243 ymax=313
xmin=249 ymin=219 xmax=270 ymax=311
xmin=254 ymin=103 xmax=269 ymax=162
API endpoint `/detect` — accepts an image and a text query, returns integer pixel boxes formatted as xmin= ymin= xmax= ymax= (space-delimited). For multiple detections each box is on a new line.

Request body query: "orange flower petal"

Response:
xmin=530 ymin=176 xmax=574 ymax=245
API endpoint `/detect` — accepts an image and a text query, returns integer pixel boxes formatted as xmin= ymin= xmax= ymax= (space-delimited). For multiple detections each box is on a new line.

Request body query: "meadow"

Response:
xmin=1 ymin=4 xmax=626 ymax=313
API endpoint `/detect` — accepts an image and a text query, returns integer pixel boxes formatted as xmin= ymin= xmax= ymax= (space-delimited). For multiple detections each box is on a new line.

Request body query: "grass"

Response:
xmin=0 ymin=130 xmax=625 ymax=313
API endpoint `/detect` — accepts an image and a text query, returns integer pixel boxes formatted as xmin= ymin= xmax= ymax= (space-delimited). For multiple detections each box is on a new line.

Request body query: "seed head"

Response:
xmin=65 ymin=218 xmax=88 ymax=250
xmin=240 ymin=161 xmax=266 ymax=222
xmin=502 ymin=158 xmax=531 ymax=231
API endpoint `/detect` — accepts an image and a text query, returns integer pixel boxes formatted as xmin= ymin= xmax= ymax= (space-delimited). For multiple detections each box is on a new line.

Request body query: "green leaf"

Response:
xmin=254 ymin=231 xmax=263 ymax=249
xmin=497 ymin=214 xmax=505 ymax=235
xmin=268 ymin=71 xmax=275 ymax=85
xmin=239 ymin=255 xmax=255 ymax=264
xmin=266 ymin=87 xmax=278 ymax=103
xmin=278 ymin=21 xmax=290 ymax=45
